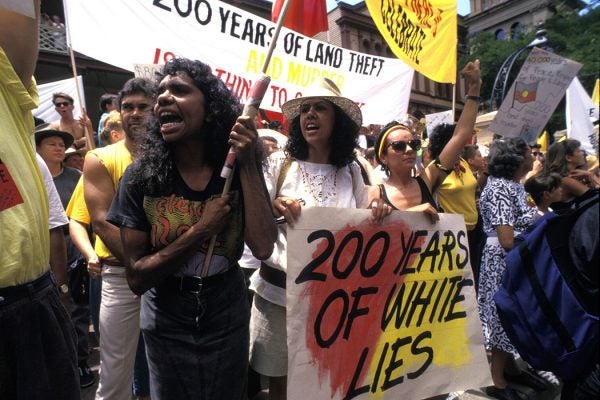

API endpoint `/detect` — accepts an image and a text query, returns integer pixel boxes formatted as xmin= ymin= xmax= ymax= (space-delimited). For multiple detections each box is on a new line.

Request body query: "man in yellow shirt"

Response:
xmin=0 ymin=2 xmax=78 ymax=398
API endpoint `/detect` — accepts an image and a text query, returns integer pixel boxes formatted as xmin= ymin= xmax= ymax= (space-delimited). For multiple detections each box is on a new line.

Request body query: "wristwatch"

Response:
xmin=58 ymin=283 xmax=69 ymax=294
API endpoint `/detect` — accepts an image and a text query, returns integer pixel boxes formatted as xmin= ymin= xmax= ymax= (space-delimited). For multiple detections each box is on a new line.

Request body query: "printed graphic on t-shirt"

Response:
xmin=0 ymin=159 xmax=24 ymax=212
xmin=143 ymin=191 xmax=244 ymax=276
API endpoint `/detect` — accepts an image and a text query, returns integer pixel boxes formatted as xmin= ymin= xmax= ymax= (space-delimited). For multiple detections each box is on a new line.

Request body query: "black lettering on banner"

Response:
xmin=194 ymin=0 xmax=211 ymax=25
xmin=295 ymin=229 xmax=333 ymax=284
xmin=283 ymin=32 xmax=303 ymax=57
xmin=445 ymin=277 xmax=473 ymax=322
xmin=346 ymin=347 xmax=371 ymax=399
xmin=360 ymin=230 xmax=389 ymax=277
xmin=153 ymin=0 xmax=171 ymax=12
xmin=370 ymin=342 xmax=389 ymax=394
xmin=174 ymin=0 xmax=192 ymax=17
xmin=332 ymin=230 xmax=362 ymax=279
xmin=343 ymin=286 xmax=379 ymax=340
xmin=394 ymin=229 xmax=427 ymax=275
xmin=314 ymin=289 xmax=348 ymax=348
xmin=406 ymin=331 xmax=433 ymax=379
xmin=380 ymin=0 xmax=426 ymax=64
xmin=456 ymin=230 xmax=469 ymax=269
xmin=381 ymin=335 xmax=412 ymax=390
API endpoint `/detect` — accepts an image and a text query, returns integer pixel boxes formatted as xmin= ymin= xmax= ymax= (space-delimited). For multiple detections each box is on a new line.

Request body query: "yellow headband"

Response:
xmin=377 ymin=124 xmax=412 ymax=161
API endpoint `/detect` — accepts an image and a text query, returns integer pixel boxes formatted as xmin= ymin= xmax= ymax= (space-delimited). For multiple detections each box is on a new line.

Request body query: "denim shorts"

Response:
xmin=141 ymin=267 xmax=250 ymax=400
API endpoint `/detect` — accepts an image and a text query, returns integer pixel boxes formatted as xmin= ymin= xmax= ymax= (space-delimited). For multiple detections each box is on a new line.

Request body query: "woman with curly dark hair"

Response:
xmin=248 ymin=77 xmax=387 ymax=400
xmin=478 ymin=137 xmax=546 ymax=400
xmin=108 ymin=58 xmax=277 ymax=399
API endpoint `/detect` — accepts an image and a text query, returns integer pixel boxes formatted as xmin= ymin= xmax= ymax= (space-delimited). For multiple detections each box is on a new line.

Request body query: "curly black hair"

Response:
xmin=284 ymin=102 xmax=358 ymax=168
xmin=117 ymin=78 xmax=157 ymax=110
xmin=487 ymin=137 xmax=529 ymax=179
xmin=129 ymin=58 xmax=242 ymax=195
xmin=428 ymin=123 xmax=456 ymax=159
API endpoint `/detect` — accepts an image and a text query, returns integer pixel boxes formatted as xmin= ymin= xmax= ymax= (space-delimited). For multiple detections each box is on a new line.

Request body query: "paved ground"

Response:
xmin=81 ymin=329 xmax=561 ymax=400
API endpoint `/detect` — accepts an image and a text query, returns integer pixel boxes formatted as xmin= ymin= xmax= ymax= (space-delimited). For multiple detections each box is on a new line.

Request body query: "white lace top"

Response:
xmin=250 ymin=151 xmax=369 ymax=306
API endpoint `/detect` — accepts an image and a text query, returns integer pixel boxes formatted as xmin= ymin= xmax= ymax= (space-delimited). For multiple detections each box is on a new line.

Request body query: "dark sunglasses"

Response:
xmin=388 ymin=139 xmax=421 ymax=152
xmin=532 ymin=151 xmax=544 ymax=157
xmin=54 ymin=101 xmax=71 ymax=107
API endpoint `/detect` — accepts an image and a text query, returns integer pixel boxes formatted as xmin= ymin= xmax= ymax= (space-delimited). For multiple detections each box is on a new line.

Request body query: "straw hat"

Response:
xmin=34 ymin=123 xmax=74 ymax=148
xmin=281 ymin=77 xmax=362 ymax=129
xmin=64 ymin=147 xmax=87 ymax=158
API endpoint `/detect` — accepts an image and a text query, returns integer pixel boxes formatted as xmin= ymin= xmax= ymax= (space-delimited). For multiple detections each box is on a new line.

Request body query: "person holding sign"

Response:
xmin=107 ymin=58 xmax=276 ymax=400
xmin=249 ymin=77 xmax=389 ymax=400
xmin=369 ymin=60 xmax=482 ymax=222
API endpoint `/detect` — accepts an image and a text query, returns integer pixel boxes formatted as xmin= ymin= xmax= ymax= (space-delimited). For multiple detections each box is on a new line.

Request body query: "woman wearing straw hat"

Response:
xmin=248 ymin=77 xmax=388 ymax=400
xmin=368 ymin=60 xmax=482 ymax=223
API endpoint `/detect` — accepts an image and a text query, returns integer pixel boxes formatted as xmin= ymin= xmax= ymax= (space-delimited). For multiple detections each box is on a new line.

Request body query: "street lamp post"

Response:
xmin=489 ymin=28 xmax=550 ymax=111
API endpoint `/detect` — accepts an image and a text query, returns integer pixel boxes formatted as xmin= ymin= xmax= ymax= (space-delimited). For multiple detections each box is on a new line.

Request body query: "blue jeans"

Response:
xmin=141 ymin=267 xmax=250 ymax=400
xmin=0 ymin=272 xmax=79 ymax=400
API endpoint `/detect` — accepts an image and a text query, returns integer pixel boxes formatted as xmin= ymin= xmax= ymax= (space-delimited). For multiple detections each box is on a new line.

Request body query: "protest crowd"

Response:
xmin=1 ymin=2 xmax=598 ymax=400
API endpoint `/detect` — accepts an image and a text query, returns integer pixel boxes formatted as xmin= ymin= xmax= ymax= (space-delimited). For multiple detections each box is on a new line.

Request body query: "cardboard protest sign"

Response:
xmin=425 ymin=110 xmax=453 ymax=136
xmin=488 ymin=47 xmax=581 ymax=143
xmin=287 ymin=208 xmax=491 ymax=400
xmin=64 ymin=0 xmax=414 ymax=125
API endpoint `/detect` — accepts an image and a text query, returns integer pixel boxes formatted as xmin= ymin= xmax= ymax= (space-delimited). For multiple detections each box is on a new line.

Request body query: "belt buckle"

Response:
xmin=183 ymin=276 xmax=203 ymax=294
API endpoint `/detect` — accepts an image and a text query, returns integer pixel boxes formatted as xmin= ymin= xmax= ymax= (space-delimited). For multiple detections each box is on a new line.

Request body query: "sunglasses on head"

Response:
xmin=388 ymin=139 xmax=421 ymax=152
xmin=54 ymin=101 xmax=71 ymax=107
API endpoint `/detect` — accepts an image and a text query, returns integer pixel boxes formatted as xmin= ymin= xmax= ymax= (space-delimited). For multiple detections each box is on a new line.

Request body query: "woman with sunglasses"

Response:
xmin=369 ymin=60 xmax=482 ymax=221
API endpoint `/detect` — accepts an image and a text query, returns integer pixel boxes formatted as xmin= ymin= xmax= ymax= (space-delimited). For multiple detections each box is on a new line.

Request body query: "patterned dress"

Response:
xmin=478 ymin=176 xmax=537 ymax=353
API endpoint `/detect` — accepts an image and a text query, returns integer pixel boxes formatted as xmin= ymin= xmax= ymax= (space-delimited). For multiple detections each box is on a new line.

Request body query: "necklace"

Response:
xmin=298 ymin=163 xmax=338 ymax=206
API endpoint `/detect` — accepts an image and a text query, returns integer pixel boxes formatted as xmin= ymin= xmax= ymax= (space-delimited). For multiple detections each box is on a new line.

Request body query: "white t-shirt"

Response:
xmin=250 ymin=152 xmax=368 ymax=306
xmin=36 ymin=154 xmax=68 ymax=229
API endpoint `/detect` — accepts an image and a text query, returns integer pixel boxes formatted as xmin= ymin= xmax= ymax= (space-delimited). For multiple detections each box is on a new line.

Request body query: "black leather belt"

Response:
xmin=162 ymin=267 xmax=238 ymax=294
xmin=0 ymin=270 xmax=53 ymax=306
xmin=259 ymin=263 xmax=286 ymax=289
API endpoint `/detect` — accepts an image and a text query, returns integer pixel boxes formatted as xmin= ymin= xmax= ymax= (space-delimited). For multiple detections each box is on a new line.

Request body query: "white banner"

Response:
xmin=33 ymin=76 xmax=86 ymax=124
xmin=287 ymin=208 xmax=491 ymax=400
xmin=63 ymin=0 xmax=414 ymax=125
xmin=488 ymin=48 xmax=581 ymax=143
xmin=566 ymin=77 xmax=598 ymax=155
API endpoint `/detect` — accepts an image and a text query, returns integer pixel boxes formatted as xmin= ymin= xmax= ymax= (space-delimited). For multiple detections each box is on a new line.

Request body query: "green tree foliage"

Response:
xmin=462 ymin=5 xmax=600 ymax=133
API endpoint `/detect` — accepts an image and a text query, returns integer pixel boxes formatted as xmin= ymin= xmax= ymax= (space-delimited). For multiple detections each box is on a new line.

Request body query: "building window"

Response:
xmin=362 ymin=39 xmax=371 ymax=54
xmin=511 ymin=22 xmax=522 ymax=40
xmin=374 ymin=43 xmax=382 ymax=56
xmin=495 ymin=29 xmax=505 ymax=41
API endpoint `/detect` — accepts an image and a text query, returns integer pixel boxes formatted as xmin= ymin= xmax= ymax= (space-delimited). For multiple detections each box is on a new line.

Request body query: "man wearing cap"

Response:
xmin=64 ymin=147 xmax=85 ymax=171
xmin=0 ymin=2 xmax=79 ymax=398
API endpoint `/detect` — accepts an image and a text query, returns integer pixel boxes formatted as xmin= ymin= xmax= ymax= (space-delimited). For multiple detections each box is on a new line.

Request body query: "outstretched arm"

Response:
xmin=0 ymin=0 xmax=40 ymax=87
xmin=423 ymin=60 xmax=482 ymax=192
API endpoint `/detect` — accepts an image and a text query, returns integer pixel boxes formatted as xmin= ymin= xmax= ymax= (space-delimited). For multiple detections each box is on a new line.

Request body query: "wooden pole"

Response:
xmin=200 ymin=0 xmax=294 ymax=277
